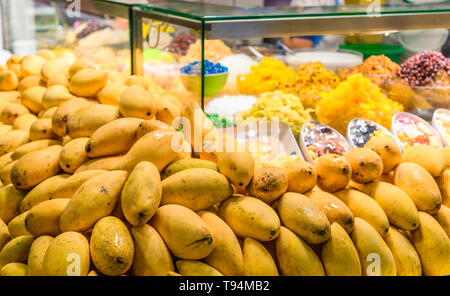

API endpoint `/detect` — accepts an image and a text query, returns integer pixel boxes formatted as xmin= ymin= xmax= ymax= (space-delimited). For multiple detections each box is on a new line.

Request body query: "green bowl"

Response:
xmin=339 ymin=43 xmax=405 ymax=63
xmin=180 ymin=72 xmax=228 ymax=98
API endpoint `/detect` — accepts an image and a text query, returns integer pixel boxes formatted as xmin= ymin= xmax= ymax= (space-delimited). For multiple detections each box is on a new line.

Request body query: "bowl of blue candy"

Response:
xmin=180 ymin=60 xmax=228 ymax=97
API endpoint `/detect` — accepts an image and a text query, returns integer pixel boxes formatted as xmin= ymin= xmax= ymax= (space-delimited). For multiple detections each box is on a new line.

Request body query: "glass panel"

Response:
xmin=2 ymin=0 xmax=132 ymax=74
xmin=136 ymin=0 xmax=450 ymax=20
xmin=138 ymin=16 xmax=203 ymax=107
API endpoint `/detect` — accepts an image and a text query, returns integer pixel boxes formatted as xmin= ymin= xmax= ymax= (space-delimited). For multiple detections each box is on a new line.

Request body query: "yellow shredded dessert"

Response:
xmin=282 ymin=62 xmax=340 ymax=109
xmin=237 ymin=57 xmax=297 ymax=95
xmin=235 ymin=91 xmax=314 ymax=135
xmin=316 ymin=74 xmax=404 ymax=135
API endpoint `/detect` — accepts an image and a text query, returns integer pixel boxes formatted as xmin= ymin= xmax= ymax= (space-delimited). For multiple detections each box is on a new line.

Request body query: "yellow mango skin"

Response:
xmin=0 ymin=152 xmax=13 ymax=171
xmin=17 ymin=76 xmax=45 ymax=94
xmin=90 ymin=216 xmax=134 ymax=276
xmin=0 ymin=235 xmax=34 ymax=268
xmin=384 ymin=227 xmax=422 ymax=276
xmin=0 ymin=184 xmax=27 ymax=223
xmin=335 ymin=189 xmax=390 ymax=237
xmin=40 ymin=107 xmax=57 ymax=119
xmin=1 ymin=103 xmax=30 ymax=125
xmin=7 ymin=211 xmax=31 ymax=238
xmin=112 ymin=129 xmax=183 ymax=173
xmin=119 ymin=85 xmax=157 ymax=119
xmin=29 ymin=118 xmax=58 ymax=141
xmin=50 ymin=170 xmax=106 ymax=200
xmin=216 ymin=151 xmax=255 ymax=190
xmin=25 ymin=199 xmax=70 ymax=237
xmin=67 ymin=104 xmax=120 ymax=138
xmin=314 ymin=154 xmax=352 ymax=193
xmin=0 ymin=160 xmax=16 ymax=185
xmin=277 ymin=192 xmax=331 ymax=244
xmin=68 ymin=59 xmax=94 ymax=79
xmin=59 ymin=138 xmax=89 ymax=173
xmin=0 ymin=130 xmax=30 ymax=156
xmin=282 ymin=160 xmax=317 ymax=194
xmin=243 ymin=237 xmax=279 ymax=276
xmin=321 ymin=223 xmax=362 ymax=276
xmin=276 ymin=226 xmax=325 ymax=276
xmin=364 ymin=136 xmax=402 ymax=174
xmin=20 ymin=55 xmax=47 ymax=77
xmin=131 ymin=224 xmax=174 ymax=276
xmin=0 ymin=124 xmax=12 ymax=135
xmin=176 ymin=260 xmax=223 ymax=276
xmin=97 ymin=82 xmax=127 ymax=106
xmin=437 ymin=170 xmax=450 ymax=207
xmin=27 ymin=235 xmax=53 ymax=276
xmin=68 ymin=68 xmax=108 ymax=98
xmin=162 ymin=159 xmax=218 ymax=179
xmin=11 ymin=139 xmax=60 ymax=161
xmin=85 ymin=117 xmax=144 ymax=158
xmin=402 ymin=145 xmax=446 ymax=177
xmin=74 ymin=155 xmax=122 ymax=173
xmin=0 ymin=70 xmax=19 ymax=91
xmin=219 ymin=196 xmax=281 ymax=242
xmin=59 ymin=170 xmax=128 ymax=232
xmin=150 ymin=204 xmax=213 ymax=260
xmin=11 ymin=145 xmax=62 ymax=190
xmin=121 ymin=161 xmax=162 ymax=226
xmin=12 ymin=114 xmax=38 ymax=131
xmin=135 ymin=119 xmax=173 ymax=139
xmin=350 ymin=218 xmax=397 ymax=276
xmin=0 ymin=217 xmax=11 ymax=251
xmin=40 ymin=58 xmax=70 ymax=83
xmin=433 ymin=205 xmax=450 ymax=237
xmin=155 ymin=97 xmax=181 ymax=126
xmin=42 ymin=85 xmax=74 ymax=110
xmin=412 ymin=212 xmax=450 ymax=276
xmin=307 ymin=191 xmax=355 ymax=234
xmin=345 ymin=148 xmax=383 ymax=184
xmin=199 ymin=211 xmax=244 ymax=276
xmin=51 ymin=98 xmax=91 ymax=137
xmin=161 ymin=168 xmax=233 ymax=211
xmin=19 ymin=174 xmax=69 ymax=212
xmin=361 ymin=182 xmax=420 ymax=231
xmin=394 ymin=162 xmax=442 ymax=214
xmin=21 ymin=86 xmax=46 ymax=114
xmin=42 ymin=231 xmax=90 ymax=276
xmin=0 ymin=262 xmax=27 ymax=276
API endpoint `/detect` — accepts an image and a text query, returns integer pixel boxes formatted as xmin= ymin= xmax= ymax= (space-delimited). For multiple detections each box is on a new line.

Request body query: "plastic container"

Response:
xmin=339 ymin=43 xmax=405 ymax=63
xmin=218 ymin=121 xmax=304 ymax=167
xmin=299 ymin=121 xmax=351 ymax=163
xmin=285 ymin=49 xmax=363 ymax=72
xmin=347 ymin=118 xmax=404 ymax=152
xmin=432 ymin=108 xmax=450 ymax=146
xmin=391 ymin=112 xmax=444 ymax=151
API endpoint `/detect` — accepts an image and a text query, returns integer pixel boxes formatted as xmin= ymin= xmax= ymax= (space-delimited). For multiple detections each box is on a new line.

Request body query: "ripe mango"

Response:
xmin=243 ymin=237 xmax=278 ymax=276
xmin=384 ymin=227 xmax=422 ymax=276
xmin=59 ymin=170 xmax=128 ymax=232
xmin=350 ymin=218 xmax=396 ymax=276
xmin=199 ymin=211 xmax=244 ymax=276
xmin=121 ymin=161 xmax=162 ymax=226
xmin=277 ymin=192 xmax=330 ymax=244
xmin=411 ymin=212 xmax=450 ymax=276
xmin=26 ymin=235 xmax=53 ymax=276
xmin=394 ymin=162 xmax=442 ymax=214
xmin=219 ymin=196 xmax=280 ymax=242
xmin=150 ymin=204 xmax=213 ymax=260
xmin=276 ymin=226 xmax=325 ymax=276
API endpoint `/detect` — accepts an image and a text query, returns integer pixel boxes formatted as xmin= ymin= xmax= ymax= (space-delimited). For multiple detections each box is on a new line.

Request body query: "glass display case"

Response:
xmin=110 ymin=1 xmax=449 ymax=144
xmin=1 ymin=0 xmax=134 ymax=73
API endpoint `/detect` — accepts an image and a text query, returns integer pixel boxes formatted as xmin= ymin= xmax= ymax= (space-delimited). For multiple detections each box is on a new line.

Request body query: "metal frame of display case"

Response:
xmin=0 ymin=0 xmax=132 ymax=53
xmin=129 ymin=1 xmax=450 ymax=76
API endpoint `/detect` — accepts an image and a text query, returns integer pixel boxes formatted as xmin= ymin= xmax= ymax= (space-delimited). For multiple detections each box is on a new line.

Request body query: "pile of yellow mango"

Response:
xmin=0 ymin=50 xmax=448 ymax=277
